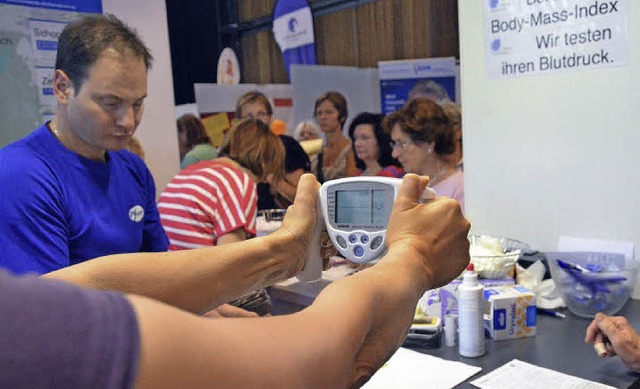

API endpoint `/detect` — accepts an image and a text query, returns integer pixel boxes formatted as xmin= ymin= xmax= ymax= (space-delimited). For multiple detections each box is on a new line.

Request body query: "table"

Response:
xmin=269 ymin=271 xmax=640 ymax=388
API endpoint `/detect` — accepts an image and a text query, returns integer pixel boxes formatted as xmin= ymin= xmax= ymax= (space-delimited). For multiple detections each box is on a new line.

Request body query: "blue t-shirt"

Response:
xmin=0 ymin=124 xmax=169 ymax=275
xmin=0 ymin=271 xmax=139 ymax=388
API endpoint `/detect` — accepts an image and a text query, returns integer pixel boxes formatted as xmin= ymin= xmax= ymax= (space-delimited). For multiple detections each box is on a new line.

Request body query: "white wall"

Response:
xmin=103 ymin=0 xmax=180 ymax=197
xmin=459 ymin=3 xmax=640 ymax=252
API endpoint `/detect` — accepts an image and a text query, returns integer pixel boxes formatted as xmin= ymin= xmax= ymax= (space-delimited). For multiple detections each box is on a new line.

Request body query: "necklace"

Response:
xmin=49 ymin=120 xmax=106 ymax=163
xmin=49 ymin=120 xmax=61 ymax=140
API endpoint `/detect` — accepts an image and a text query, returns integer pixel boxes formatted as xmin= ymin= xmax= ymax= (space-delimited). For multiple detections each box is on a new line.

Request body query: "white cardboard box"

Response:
xmin=483 ymin=285 xmax=537 ymax=340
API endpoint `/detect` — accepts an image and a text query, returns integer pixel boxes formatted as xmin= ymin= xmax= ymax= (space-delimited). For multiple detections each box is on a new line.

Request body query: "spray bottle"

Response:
xmin=458 ymin=263 xmax=485 ymax=357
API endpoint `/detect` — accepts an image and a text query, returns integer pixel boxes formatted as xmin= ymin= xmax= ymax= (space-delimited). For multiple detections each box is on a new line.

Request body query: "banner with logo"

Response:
xmin=378 ymin=57 xmax=458 ymax=115
xmin=0 ymin=0 xmax=103 ymax=147
xmin=272 ymin=0 xmax=317 ymax=81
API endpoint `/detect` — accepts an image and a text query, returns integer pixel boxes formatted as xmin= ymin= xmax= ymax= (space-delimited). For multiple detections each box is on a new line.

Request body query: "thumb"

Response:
xmin=293 ymin=173 xmax=320 ymax=209
xmin=392 ymin=174 xmax=430 ymax=213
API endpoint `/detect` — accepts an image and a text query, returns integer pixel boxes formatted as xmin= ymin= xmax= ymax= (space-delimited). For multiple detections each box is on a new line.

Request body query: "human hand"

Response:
xmin=385 ymin=174 xmax=470 ymax=289
xmin=585 ymin=313 xmax=640 ymax=371
xmin=203 ymin=303 xmax=259 ymax=318
xmin=273 ymin=174 xmax=332 ymax=275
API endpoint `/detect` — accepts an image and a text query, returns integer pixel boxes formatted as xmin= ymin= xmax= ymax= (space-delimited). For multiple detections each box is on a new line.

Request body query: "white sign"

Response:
xmin=273 ymin=6 xmax=315 ymax=52
xmin=484 ymin=0 xmax=628 ymax=79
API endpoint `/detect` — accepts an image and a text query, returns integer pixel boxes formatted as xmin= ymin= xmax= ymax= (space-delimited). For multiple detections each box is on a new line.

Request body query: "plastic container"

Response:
xmin=469 ymin=234 xmax=530 ymax=279
xmin=458 ymin=263 xmax=485 ymax=357
xmin=548 ymin=251 xmax=639 ymax=318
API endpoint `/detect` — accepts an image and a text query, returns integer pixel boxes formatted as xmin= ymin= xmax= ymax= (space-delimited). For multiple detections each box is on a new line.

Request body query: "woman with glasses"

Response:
xmin=383 ymin=98 xmax=464 ymax=212
xmin=311 ymin=91 xmax=358 ymax=183
xmin=348 ymin=112 xmax=403 ymax=178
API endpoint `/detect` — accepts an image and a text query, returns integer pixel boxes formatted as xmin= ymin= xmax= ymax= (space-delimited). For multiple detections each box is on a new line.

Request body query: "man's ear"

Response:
xmin=53 ymin=69 xmax=73 ymax=104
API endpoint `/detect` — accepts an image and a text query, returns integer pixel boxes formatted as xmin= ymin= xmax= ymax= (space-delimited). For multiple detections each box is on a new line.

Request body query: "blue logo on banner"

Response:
xmin=490 ymin=0 xmax=500 ymax=9
xmin=42 ymin=87 xmax=53 ymax=95
xmin=288 ymin=17 xmax=298 ymax=33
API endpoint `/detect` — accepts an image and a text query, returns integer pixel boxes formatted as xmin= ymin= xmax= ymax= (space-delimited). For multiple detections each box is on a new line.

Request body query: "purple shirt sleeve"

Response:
xmin=0 ymin=271 xmax=140 ymax=388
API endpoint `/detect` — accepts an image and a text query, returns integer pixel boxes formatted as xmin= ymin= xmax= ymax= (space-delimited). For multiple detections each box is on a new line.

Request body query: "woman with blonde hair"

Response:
xmin=158 ymin=119 xmax=285 ymax=315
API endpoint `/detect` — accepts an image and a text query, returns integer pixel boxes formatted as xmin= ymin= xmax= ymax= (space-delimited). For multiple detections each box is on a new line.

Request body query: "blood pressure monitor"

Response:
xmin=297 ymin=177 xmax=436 ymax=282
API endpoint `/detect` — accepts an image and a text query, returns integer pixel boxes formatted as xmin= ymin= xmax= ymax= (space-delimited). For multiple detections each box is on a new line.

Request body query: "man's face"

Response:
xmin=63 ymin=49 xmax=148 ymax=152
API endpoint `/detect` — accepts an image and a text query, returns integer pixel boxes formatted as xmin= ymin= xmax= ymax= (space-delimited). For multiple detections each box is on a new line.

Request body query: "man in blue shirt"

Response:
xmin=0 ymin=14 xmax=168 ymax=274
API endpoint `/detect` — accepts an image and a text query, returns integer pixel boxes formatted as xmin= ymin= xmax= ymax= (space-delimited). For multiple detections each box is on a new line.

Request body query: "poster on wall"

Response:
xmin=0 ymin=0 xmax=102 ymax=147
xmin=378 ymin=57 xmax=458 ymax=116
xmin=484 ymin=0 xmax=628 ymax=79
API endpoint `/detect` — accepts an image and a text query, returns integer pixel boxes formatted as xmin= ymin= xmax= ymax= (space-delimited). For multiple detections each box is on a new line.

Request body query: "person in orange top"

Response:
xmin=310 ymin=91 xmax=358 ymax=183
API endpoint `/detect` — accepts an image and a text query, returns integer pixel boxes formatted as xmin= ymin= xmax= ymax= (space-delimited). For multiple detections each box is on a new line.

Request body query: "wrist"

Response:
xmin=380 ymin=244 xmax=435 ymax=293
xmin=265 ymin=228 xmax=307 ymax=280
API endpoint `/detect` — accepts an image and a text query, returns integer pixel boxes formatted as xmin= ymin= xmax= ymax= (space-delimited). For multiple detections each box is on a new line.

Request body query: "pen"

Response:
xmin=536 ymin=308 xmax=566 ymax=319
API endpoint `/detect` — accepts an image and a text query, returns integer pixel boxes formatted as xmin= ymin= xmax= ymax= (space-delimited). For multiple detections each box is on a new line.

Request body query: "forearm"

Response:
xmin=132 ymin=248 xmax=430 ymax=389
xmin=43 ymin=233 xmax=301 ymax=314
xmin=299 ymin=249 xmax=431 ymax=386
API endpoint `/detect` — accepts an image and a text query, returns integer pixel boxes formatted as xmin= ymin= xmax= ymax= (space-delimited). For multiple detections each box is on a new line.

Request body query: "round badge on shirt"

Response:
xmin=129 ymin=205 xmax=145 ymax=222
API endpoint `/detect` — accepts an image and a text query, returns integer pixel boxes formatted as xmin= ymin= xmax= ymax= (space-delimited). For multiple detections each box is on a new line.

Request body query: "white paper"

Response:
xmin=471 ymin=359 xmax=615 ymax=389
xmin=362 ymin=347 xmax=482 ymax=389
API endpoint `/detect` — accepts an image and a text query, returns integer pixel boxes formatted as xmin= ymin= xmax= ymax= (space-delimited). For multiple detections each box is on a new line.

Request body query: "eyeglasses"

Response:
xmin=389 ymin=139 xmax=414 ymax=151
xmin=243 ymin=111 xmax=269 ymax=121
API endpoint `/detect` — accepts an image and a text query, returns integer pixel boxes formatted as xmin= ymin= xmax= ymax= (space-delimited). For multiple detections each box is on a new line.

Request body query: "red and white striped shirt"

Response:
xmin=158 ymin=160 xmax=257 ymax=250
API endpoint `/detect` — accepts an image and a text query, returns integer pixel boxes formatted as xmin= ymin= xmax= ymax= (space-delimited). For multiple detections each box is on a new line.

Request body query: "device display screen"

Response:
xmin=335 ymin=189 xmax=387 ymax=225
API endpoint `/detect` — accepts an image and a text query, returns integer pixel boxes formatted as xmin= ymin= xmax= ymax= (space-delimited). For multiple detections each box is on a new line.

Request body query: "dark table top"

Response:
xmin=270 ymin=280 xmax=640 ymax=388
xmin=413 ymin=301 xmax=640 ymax=388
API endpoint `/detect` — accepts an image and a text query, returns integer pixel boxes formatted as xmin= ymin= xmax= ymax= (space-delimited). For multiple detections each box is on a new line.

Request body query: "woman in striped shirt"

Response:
xmin=158 ymin=119 xmax=285 ymax=315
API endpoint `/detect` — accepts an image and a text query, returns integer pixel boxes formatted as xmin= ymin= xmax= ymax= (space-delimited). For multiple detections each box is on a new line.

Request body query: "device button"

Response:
xmin=349 ymin=234 xmax=358 ymax=244
xmin=360 ymin=235 xmax=369 ymax=244
xmin=336 ymin=235 xmax=348 ymax=249
xmin=370 ymin=236 xmax=383 ymax=250
xmin=354 ymin=245 xmax=364 ymax=258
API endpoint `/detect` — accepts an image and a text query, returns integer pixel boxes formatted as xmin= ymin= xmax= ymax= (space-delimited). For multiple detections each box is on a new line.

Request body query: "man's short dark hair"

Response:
xmin=55 ymin=14 xmax=153 ymax=93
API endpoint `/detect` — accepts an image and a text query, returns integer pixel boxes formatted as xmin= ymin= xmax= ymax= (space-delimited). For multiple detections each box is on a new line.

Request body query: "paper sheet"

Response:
xmin=362 ymin=347 xmax=482 ymax=389
xmin=471 ymin=359 xmax=616 ymax=389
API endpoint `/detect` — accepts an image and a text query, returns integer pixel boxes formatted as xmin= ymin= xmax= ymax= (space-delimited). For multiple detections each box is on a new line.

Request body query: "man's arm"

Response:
xmin=43 ymin=175 xmax=319 ymax=315
xmin=43 ymin=232 xmax=301 ymax=315
xmin=130 ymin=174 xmax=470 ymax=388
